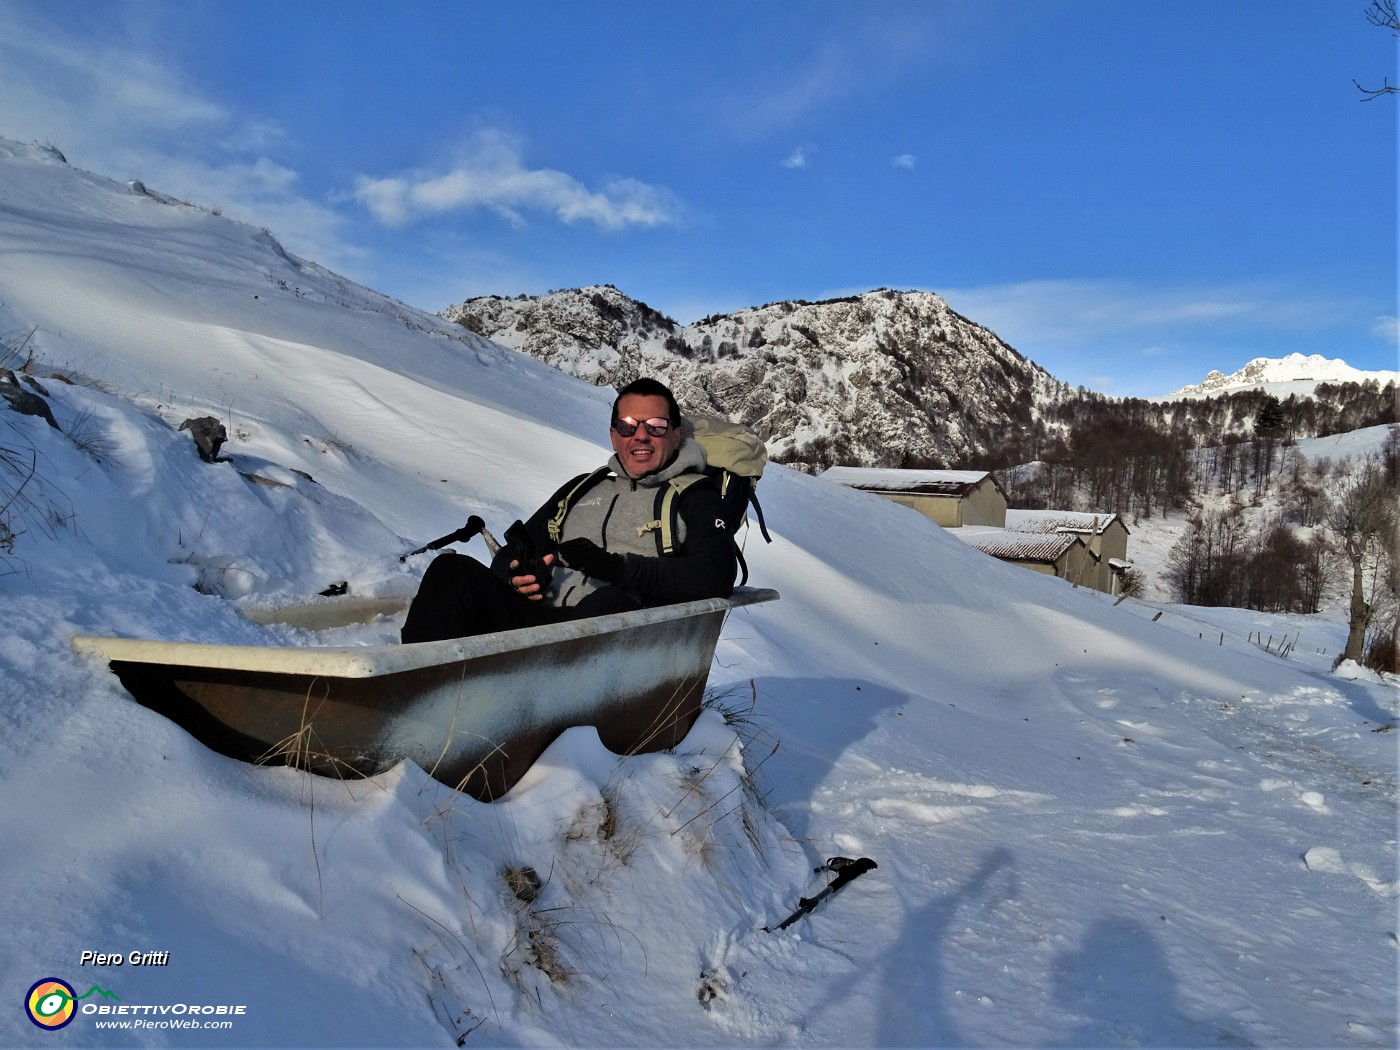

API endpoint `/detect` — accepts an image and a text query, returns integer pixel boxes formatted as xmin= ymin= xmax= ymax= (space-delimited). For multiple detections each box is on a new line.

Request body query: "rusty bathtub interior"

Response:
xmin=72 ymin=587 xmax=778 ymax=801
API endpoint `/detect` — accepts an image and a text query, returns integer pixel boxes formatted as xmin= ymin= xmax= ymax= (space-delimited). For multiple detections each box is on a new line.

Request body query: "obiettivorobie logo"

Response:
xmin=24 ymin=973 xmax=248 ymax=1033
xmin=25 ymin=978 xmax=119 ymax=1030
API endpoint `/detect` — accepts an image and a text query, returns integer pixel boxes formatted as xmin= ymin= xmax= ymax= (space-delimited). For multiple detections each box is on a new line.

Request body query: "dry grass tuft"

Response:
xmin=663 ymin=679 xmax=784 ymax=865
xmin=502 ymin=865 xmax=542 ymax=904
xmin=65 ymin=407 xmax=117 ymax=463
xmin=501 ymin=896 xmax=575 ymax=990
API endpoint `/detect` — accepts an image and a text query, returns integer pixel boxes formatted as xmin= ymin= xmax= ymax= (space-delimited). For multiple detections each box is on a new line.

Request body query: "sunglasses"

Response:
xmin=612 ymin=416 xmax=674 ymax=438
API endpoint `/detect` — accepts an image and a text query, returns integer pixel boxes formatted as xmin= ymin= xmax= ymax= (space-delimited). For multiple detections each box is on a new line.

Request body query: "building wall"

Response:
xmin=1099 ymin=521 xmax=1129 ymax=564
xmin=876 ymin=492 xmax=960 ymax=527
xmin=1080 ymin=520 xmax=1129 ymax=593
xmin=1063 ymin=542 xmax=1099 ymax=589
xmin=860 ymin=479 xmax=1124 ymax=593
xmin=865 ymin=481 xmax=1006 ymax=529
xmin=1011 ymin=539 xmax=1094 ymax=585
xmin=964 ymin=483 xmax=1008 ymax=527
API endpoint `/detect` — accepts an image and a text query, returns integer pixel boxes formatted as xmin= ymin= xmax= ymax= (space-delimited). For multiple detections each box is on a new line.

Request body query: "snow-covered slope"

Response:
xmin=1 ymin=140 xmax=1396 ymax=1049
xmin=1163 ymin=352 xmax=1399 ymax=401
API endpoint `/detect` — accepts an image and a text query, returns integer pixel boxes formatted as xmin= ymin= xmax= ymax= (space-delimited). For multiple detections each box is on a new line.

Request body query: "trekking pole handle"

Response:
xmin=399 ymin=515 xmax=487 ymax=562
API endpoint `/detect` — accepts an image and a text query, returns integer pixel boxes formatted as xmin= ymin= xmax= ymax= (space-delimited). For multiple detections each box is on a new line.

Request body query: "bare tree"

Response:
xmin=1356 ymin=0 xmax=1399 ymax=100
xmin=1324 ymin=447 xmax=1398 ymax=665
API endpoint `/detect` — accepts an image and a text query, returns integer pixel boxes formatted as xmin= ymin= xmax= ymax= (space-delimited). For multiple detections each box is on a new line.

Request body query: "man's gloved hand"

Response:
xmin=555 ymin=538 xmax=625 ymax=584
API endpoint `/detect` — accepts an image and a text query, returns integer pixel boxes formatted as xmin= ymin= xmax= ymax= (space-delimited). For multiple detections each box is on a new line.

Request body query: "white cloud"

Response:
xmin=0 ymin=4 xmax=356 ymax=270
xmin=780 ymin=146 xmax=811 ymax=170
xmin=354 ymin=130 xmax=681 ymax=230
xmin=1371 ymin=314 xmax=1400 ymax=345
xmin=721 ymin=10 xmax=959 ymax=137
xmin=0 ymin=8 xmax=226 ymax=147
xmin=892 ymin=153 xmax=917 ymax=169
xmin=747 ymin=46 xmax=856 ymax=134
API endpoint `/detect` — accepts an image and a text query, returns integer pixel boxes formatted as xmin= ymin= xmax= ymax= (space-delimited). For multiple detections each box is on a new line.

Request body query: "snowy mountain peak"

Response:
xmin=1163 ymin=352 xmax=1398 ymax=400
xmin=443 ymin=285 xmax=1070 ymax=470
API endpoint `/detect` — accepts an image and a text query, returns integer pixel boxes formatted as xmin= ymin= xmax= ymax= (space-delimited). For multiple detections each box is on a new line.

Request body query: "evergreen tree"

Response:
xmin=1254 ymin=395 xmax=1286 ymax=440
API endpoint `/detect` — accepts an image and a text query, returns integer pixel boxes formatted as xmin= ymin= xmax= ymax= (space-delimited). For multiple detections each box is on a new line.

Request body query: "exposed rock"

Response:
xmin=0 ymin=369 xmax=59 ymax=428
xmin=178 ymin=415 xmax=227 ymax=462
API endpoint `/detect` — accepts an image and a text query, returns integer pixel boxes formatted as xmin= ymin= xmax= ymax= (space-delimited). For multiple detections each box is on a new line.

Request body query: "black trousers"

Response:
xmin=400 ymin=552 xmax=642 ymax=644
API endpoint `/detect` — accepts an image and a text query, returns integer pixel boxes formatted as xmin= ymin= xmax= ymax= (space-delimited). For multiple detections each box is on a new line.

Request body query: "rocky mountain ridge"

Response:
xmin=443 ymin=285 xmax=1071 ymax=470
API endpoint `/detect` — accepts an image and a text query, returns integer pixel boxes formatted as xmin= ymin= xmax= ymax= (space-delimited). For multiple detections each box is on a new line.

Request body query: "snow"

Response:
xmin=1294 ymin=423 xmax=1397 ymax=466
xmin=1 ymin=139 xmax=1397 ymax=1049
xmin=1162 ymin=352 xmax=1398 ymax=401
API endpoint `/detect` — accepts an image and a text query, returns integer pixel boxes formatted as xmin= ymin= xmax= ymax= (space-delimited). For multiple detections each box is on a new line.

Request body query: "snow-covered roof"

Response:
xmin=1005 ymin=509 xmax=1125 ymax=535
xmin=820 ymin=466 xmax=995 ymax=496
xmin=952 ymin=526 xmax=1082 ymax=563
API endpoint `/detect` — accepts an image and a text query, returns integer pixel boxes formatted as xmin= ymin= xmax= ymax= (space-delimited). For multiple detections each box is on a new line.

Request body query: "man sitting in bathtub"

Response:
xmin=400 ymin=378 xmax=737 ymax=643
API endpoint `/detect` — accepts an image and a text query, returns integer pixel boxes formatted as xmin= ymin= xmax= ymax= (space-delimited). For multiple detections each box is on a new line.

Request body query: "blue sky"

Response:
xmin=0 ymin=0 xmax=1394 ymax=397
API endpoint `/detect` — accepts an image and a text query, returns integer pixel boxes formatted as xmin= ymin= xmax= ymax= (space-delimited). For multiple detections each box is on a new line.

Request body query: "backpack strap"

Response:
xmin=749 ymin=489 xmax=772 ymax=543
xmin=546 ymin=466 xmax=610 ymax=543
xmin=657 ymin=473 xmax=706 ymax=555
xmin=658 ymin=470 xmax=754 ymax=586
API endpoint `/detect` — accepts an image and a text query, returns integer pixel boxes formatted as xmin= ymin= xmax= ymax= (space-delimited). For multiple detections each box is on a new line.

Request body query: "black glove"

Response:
xmin=503 ymin=520 xmax=553 ymax=591
xmin=556 ymin=538 xmax=625 ymax=584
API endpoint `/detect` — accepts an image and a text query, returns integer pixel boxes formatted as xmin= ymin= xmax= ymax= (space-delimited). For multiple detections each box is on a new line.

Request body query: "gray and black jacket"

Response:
xmin=491 ymin=440 xmax=738 ymax=609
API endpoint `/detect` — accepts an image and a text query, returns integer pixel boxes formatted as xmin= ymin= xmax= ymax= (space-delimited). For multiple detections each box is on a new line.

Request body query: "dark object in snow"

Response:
xmin=765 ymin=856 xmax=878 ymax=932
xmin=0 ymin=369 xmax=59 ymax=429
xmin=400 ymin=515 xmax=486 ymax=562
xmin=178 ymin=416 xmax=227 ymax=462
xmin=697 ymin=969 xmax=727 ymax=1009
xmin=319 ymin=581 xmax=348 ymax=597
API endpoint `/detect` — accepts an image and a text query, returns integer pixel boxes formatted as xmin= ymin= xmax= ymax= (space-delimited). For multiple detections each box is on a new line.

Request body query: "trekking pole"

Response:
xmin=399 ymin=515 xmax=487 ymax=562
xmin=479 ymin=526 xmax=501 ymax=558
xmin=764 ymin=856 xmax=877 ymax=932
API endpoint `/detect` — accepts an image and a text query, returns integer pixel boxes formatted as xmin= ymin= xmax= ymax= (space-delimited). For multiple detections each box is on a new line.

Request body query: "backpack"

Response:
xmin=545 ymin=413 xmax=772 ymax=584
xmin=658 ymin=414 xmax=771 ymax=584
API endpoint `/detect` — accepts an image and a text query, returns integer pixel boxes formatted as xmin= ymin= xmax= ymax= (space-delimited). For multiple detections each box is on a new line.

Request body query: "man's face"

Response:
xmin=610 ymin=393 xmax=683 ymax=479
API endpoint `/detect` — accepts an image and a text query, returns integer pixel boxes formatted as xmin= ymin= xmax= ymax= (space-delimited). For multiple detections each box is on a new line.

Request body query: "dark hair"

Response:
xmin=612 ymin=377 xmax=681 ymax=425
